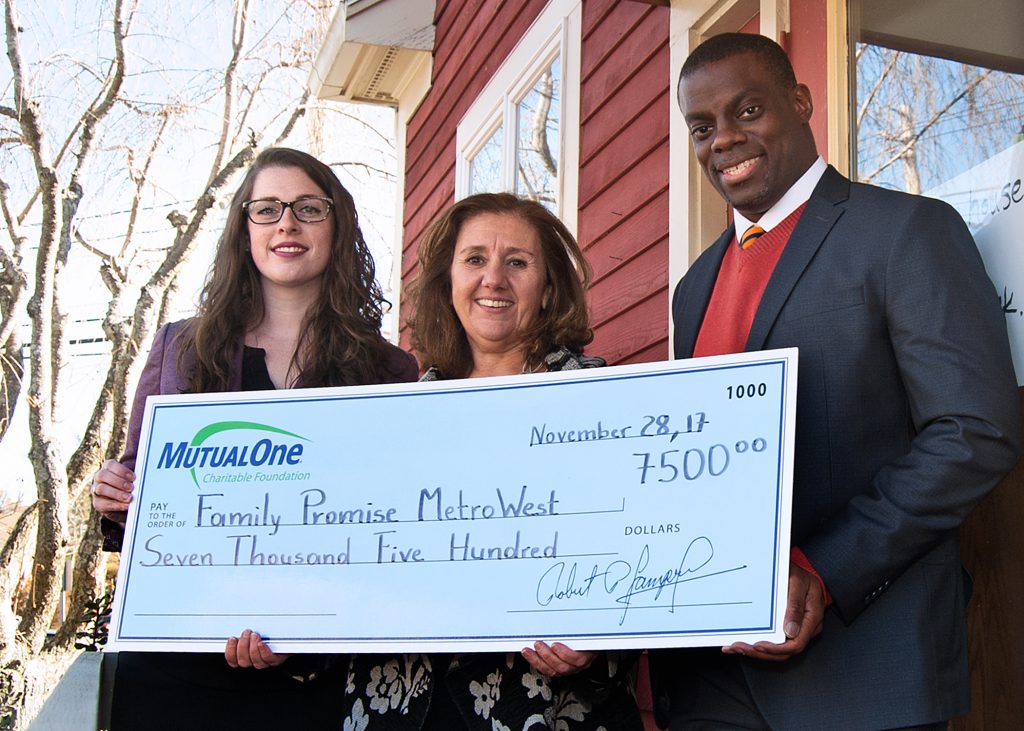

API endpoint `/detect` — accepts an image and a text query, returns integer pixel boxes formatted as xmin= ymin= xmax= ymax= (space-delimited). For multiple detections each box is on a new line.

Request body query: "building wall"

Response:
xmin=579 ymin=0 xmax=671 ymax=365
xmin=399 ymin=0 xmax=549 ymax=348
xmin=399 ymin=0 xmax=671 ymax=367
xmin=737 ymin=3 xmax=829 ymax=161
xmin=788 ymin=0 xmax=830 ymax=160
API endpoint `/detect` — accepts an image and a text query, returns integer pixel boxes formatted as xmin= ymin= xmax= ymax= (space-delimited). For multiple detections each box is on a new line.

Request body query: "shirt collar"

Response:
xmin=733 ymin=156 xmax=826 ymax=236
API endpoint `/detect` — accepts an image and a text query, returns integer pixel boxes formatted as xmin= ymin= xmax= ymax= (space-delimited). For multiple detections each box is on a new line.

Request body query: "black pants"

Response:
xmin=659 ymin=649 xmax=948 ymax=731
xmin=109 ymin=652 xmax=345 ymax=731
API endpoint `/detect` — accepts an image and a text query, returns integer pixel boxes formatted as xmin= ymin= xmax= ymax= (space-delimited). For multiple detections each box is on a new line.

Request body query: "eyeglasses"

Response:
xmin=242 ymin=196 xmax=333 ymax=224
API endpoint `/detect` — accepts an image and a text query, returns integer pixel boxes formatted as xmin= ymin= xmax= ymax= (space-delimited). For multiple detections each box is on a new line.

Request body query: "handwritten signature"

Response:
xmin=535 ymin=537 xmax=718 ymax=624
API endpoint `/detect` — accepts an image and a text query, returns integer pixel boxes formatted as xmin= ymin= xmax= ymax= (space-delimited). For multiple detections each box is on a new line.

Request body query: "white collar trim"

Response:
xmin=733 ymin=156 xmax=827 ymax=236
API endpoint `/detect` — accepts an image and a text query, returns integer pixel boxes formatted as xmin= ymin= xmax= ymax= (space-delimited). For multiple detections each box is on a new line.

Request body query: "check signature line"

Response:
xmin=613 ymin=562 xmax=748 ymax=625
xmin=506 ymin=600 xmax=752 ymax=614
xmin=621 ymin=564 xmax=748 ymax=602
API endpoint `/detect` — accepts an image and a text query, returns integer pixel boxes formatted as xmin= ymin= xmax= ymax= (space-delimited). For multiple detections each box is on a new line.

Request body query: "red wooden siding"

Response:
xmin=741 ymin=5 xmax=830 ymax=163
xmin=579 ymin=0 xmax=670 ymax=364
xmin=787 ymin=0 xmax=829 ymax=161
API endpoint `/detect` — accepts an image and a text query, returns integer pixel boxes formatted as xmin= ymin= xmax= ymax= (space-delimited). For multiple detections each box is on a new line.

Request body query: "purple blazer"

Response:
xmin=104 ymin=318 xmax=419 ymax=549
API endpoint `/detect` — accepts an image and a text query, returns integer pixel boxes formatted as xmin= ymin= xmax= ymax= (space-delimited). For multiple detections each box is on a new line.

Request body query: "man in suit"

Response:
xmin=651 ymin=33 xmax=1021 ymax=730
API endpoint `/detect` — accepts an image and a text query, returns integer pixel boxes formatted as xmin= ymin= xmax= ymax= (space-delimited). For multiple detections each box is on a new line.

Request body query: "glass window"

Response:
xmin=855 ymin=47 xmax=1023 ymax=195
xmin=469 ymin=125 xmax=505 ymax=196
xmin=456 ymin=0 xmax=581 ymax=222
xmin=515 ymin=57 xmax=561 ymax=209
xmin=852 ymin=0 xmax=1024 ymax=195
xmin=465 ymin=57 xmax=561 ymax=210
xmin=851 ymin=0 xmax=1024 ymax=383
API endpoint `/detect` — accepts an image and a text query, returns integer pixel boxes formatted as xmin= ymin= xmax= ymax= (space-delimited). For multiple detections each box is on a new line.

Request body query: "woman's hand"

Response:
xmin=522 ymin=641 xmax=597 ymax=677
xmin=91 ymin=459 xmax=135 ymax=526
xmin=225 ymin=629 xmax=291 ymax=670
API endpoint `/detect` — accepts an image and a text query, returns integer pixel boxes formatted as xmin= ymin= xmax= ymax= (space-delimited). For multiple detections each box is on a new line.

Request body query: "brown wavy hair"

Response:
xmin=178 ymin=147 xmax=395 ymax=391
xmin=407 ymin=193 xmax=593 ymax=378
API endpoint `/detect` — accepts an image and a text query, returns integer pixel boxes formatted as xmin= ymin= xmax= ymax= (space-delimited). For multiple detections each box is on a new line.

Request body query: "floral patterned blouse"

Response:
xmin=339 ymin=650 xmax=643 ymax=731
xmin=338 ymin=347 xmax=643 ymax=730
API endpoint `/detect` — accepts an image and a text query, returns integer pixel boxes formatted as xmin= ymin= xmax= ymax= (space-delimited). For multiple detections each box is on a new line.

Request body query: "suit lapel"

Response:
xmin=676 ymin=227 xmax=733 ymax=358
xmin=745 ymin=166 xmax=850 ymax=351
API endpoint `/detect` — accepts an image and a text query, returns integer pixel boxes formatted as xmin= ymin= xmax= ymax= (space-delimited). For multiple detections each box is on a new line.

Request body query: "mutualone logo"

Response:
xmin=155 ymin=421 xmax=310 ymax=487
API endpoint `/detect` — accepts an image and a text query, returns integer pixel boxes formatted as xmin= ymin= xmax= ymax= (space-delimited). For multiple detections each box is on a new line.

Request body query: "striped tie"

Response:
xmin=739 ymin=224 xmax=765 ymax=250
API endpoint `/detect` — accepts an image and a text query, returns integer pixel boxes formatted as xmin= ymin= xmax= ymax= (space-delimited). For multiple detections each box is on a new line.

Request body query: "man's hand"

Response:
xmin=723 ymin=561 xmax=825 ymax=661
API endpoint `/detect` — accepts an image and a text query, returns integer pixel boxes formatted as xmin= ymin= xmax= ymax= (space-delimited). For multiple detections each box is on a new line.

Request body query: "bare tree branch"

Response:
xmin=209 ymin=0 xmax=251 ymax=183
xmin=234 ymin=61 xmax=277 ymax=138
xmin=13 ymin=2 xmax=137 ymax=227
xmin=118 ymin=111 xmax=172 ymax=260
xmin=52 ymin=0 xmax=137 ymax=418
xmin=72 ymin=230 xmax=110 ymax=261
xmin=856 ymin=49 xmax=899 ymax=131
xmin=0 ymin=500 xmax=39 ymax=659
xmin=855 ymin=46 xmax=1023 ymax=197
xmin=1 ymin=0 xmax=368 ymax=714
xmin=529 ymin=69 xmax=557 ymax=177
xmin=335 ymin=109 xmax=396 ymax=149
xmin=861 ymin=69 xmax=992 ymax=184
xmin=0 ymin=341 xmax=22 ymax=445
xmin=330 ymin=160 xmax=396 ymax=180
xmin=0 ymin=177 xmax=28 ymax=359
xmin=49 ymin=512 xmax=102 ymax=651
xmin=271 ymin=97 xmax=308 ymax=145
xmin=7 ymin=0 xmax=74 ymax=650
xmin=0 ymin=177 xmax=25 ymax=264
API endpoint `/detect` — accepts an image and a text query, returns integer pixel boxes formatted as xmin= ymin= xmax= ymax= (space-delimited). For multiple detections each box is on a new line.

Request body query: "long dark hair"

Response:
xmin=178 ymin=147 xmax=394 ymax=391
xmin=407 ymin=193 xmax=593 ymax=378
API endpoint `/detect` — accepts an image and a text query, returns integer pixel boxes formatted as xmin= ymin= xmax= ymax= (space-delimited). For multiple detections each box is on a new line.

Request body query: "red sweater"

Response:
xmin=694 ymin=204 xmax=807 ymax=357
xmin=692 ymin=202 xmax=832 ymax=605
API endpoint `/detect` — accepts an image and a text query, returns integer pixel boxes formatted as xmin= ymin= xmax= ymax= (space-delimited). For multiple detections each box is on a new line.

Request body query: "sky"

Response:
xmin=0 ymin=0 xmax=401 ymax=503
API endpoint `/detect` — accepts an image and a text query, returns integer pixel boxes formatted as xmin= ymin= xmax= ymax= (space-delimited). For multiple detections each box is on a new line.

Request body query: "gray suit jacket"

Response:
xmin=653 ymin=166 xmax=1021 ymax=729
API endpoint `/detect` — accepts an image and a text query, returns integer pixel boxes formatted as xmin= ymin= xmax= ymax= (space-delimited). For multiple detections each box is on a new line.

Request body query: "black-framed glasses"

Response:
xmin=242 ymin=196 xmax=333 ymax=224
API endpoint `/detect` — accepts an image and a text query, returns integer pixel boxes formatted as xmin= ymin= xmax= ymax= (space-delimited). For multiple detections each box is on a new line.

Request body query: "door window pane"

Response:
xmin=852 ymin=0 xmax=1024 ymax=385
xmin=855 ymin=46 xmax=1024 ymax=194
xmin=853 ymin=0 xmax=1024 ymax=194
xmin=468 ymin=125 xmax=505 ymax=195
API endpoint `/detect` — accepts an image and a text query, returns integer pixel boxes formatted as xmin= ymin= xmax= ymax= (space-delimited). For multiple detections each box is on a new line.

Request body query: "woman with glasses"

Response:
xmin=91 ymin=146 xmax=418 ymax=729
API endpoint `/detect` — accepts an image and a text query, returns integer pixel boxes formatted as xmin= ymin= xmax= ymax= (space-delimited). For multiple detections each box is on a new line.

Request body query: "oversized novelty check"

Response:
xmin=107 ymin=349 xmax=797 ymax=653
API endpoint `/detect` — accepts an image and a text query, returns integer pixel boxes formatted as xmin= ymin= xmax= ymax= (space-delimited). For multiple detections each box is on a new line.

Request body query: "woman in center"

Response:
xmin=337 ymin=192 xmax=642 ymax=729
xmin=410 ymin=192 xmax=600 ymax=380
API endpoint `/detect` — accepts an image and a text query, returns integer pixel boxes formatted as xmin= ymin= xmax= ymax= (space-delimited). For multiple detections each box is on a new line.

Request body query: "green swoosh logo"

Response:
xmin=189 ymin=421 xmax=309 ymax=487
